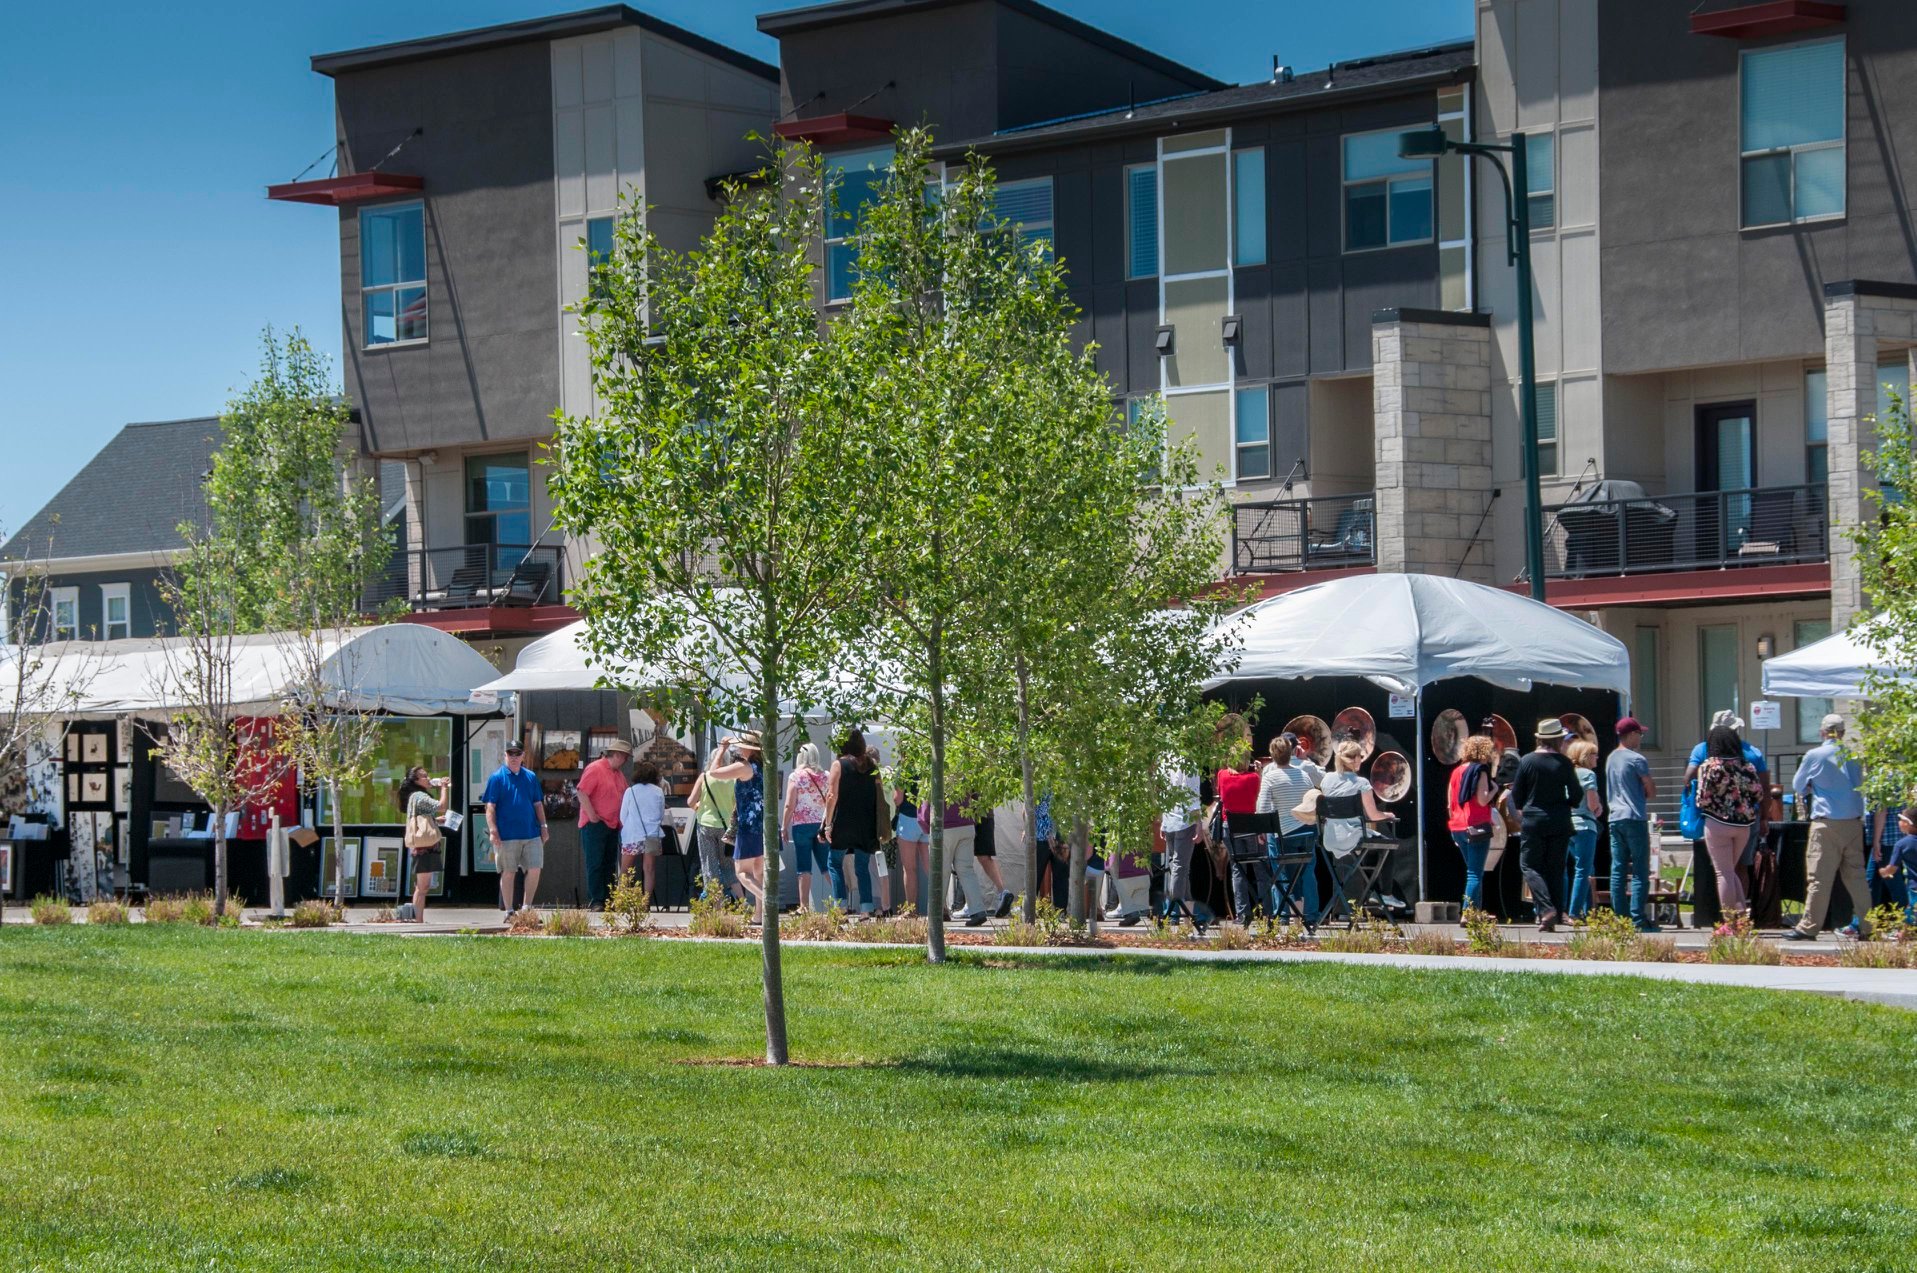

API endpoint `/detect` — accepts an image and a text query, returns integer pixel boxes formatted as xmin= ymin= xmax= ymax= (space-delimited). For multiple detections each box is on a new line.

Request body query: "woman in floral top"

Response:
xmin=1696 ymin=725 xmax=1765 ymax=914
xmin=781 ymin=743 xmax=832 ymax=913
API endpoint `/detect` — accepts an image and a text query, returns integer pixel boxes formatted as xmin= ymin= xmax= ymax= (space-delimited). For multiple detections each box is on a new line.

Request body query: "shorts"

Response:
xmin=968 ymin=825 xmax=994 ymax=857
xmin=411 ymin=849 xmax=444 ymax=875
xmin=495 ymin=836 xmax=544 ymax=873
xmin=896 ymin=814 xmax=924 ymax=842
xmin=622 ymin=835 xmax=663 ymax=856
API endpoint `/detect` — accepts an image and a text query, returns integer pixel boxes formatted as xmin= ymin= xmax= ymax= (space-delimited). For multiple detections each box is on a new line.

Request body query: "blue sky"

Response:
xmin=0 ymin=0 xmax=1470 ymax=531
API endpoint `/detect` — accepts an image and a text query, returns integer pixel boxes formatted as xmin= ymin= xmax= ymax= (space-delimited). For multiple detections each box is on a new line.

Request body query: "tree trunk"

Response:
xmin=330 ymin=777 xmax=347 ymax=907
xmin=759 ymin=669 xmax=789 ymax=1065
xmin=212 ymin=799 xmax=229 ymax=919
xmin=1015 ymin=652 xmax=1040 ymax=924
xmin=925 ymin=619 xmax=948 ymax=964
xmin=1068 ymin=818 xmax=1089 ymax=925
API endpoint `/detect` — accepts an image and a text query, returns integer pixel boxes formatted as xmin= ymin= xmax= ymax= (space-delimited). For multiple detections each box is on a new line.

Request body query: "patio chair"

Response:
xmin=1317 ymin=818 xmax=1398 ymax=927
xmin=1268 ymin=827 xmax=1320 ymax=932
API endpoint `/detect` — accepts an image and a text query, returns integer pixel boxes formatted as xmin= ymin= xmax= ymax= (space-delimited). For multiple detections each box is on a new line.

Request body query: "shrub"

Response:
xmin=1865 ymin=904 xmax=1914 ymax=945
xmin=143 ymin=896 xmax=187 ymax=924
xmin=180 ymin=893 xmax=216 ymax=926
xmin=688 ymin=883 xmax=749 ymax=939
xmin=1207 ymin=924 xmax=1255 ymax=952
xmin=1316 ymin=917 xmax=1401 ymax=955
xmin=1148 ymin=916 xmax=1198 ymax=942
xmin=29 ymin=895 xmax=72 ymax=926
xmin=216 ymin=895 xmax=248 ymax=929
xmin=289 ymin=899 xmax=343 ymax=929
xmin=1839 ymin=939 xmax=1917 ymax=969
xmin=1566 ymin=912 xmax=1642 ymax=961
xmin=1706 ymin=912 xmax=1781 ymax=965
xmin=1405 ymin=929 xmax=1457 ymax=957
xmin=544 ymin=909 xmax=594 ymax=938
xmin=85 ymin=900 xmax=130 ymax=926
xmin=604 ymin=869 xmax=652 ymax=935
xmin=993 ymin=896 xmax=1071 ymax=947
xmin=1462 ymin=907 xmax=1505 ymax=954
xmin=781 ymin=901 xmax=848 ymax=942
xmin=369 ymin=906 xmax=398 ymax=923
xmin=849 ymin=906 xmax=928 ymax=945
xmin=1248 ymin=916 xmax=1308 ymax=947
xmin=506 ymin=907 xmax=545 ymax=934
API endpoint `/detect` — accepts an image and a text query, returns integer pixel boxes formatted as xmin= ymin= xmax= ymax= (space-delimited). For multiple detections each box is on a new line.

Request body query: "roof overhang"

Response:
xmin=401 ymin=605 xmax=581 ymax=638
xmin=1689 ymin=1 xmax=1846 ymax=39
xmin=267 ymin=172 xmax=425 ymax=206
xmin=773 ymin=112 xmax=896 ymax=145
xmin=1521 ymin=562 xmax=1831 ymax=610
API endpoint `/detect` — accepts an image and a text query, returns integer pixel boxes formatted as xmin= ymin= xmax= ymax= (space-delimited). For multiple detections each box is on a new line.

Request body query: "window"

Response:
xmin=585 ymin=215 xmax=614 ymax=300
xmin=1525 ymin=132 xmax=1555 ymax=231
xmin=1234 ymin=385 xmax=1271 ymax=479
xmin=824 ymin=146 xmax=893 ymax=302
xmin=1534 ymin=381 xmax=1560 ymax=476
xmin=465 ymin=453 xmax=532 ymax=575
xmin=1125 ymin=397 xmax=1162 ymax=483
xmin=1126 ymin=164 xmax=1158 ymax=278
xmin=360 ymin=203 xmax=427 ymax=346
xmin=1805 ymin=368 xmax=1828 ymax=483
xmin=100 ymin=583 xmax=129 ymax=641
xmin=1794 ymin=619 xmax=1834 ymax=744
xmin=1740 ymin=38 xmax=1845 ymax=228
xmin=1343 ymin=129 xmax=1432 ymax=251
xmin=994 ymin=177 xmax=1054 ymax=255
xmin=1632 ymin=626 xmax=1661 ymax=749
xmin=1438 ymin=87 xmax=1473 ymax=310
xmin=1233 ymin=148 xmax=1266 ymax=267
xmin=50 ymin=587 xmax=77 ymax=641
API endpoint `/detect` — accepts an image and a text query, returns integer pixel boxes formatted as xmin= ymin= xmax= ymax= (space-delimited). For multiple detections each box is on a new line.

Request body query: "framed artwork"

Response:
xmin=317 ymin=718 xmax=453 ymax=826
xmin=468 ymin=819 xmax=500 ymax=874
xmin=81 ymin=773 xmax=108 ymax=804
xmin=0 ymin=841 xmax=11 ymax=895
xmin=520 ymin=723 xmax=544 ymax=771
xmin=65 ymin=732 xmax=81 ymax=763
xmin=360 ymin=836 xmax=403 ymax=899
xmin=114 ymin=771 xmax=132 ymax=813
xmin=319 ymin=837 xmax=361 ymax=899
xmin=117 ymin=722 xmax=133 ymax=765
xmin=586 ymin=727 xmax=620 ymax=759
xmin=66 ymin=773 xmax=80 ymax=805
xmin=469 ymin=721 xmax=509 ymax=788
xmin=82 ymin=734 xmax=108 ymax=764
xmin=542 ymin=729 xmax=581 ymax=771
xmin=404 ymin=847 xmax=447 ymax=898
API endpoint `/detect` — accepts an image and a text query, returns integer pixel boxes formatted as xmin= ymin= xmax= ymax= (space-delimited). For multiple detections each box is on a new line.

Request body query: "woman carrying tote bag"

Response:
xmin=399 ymin=765 xmax=450 ymax=923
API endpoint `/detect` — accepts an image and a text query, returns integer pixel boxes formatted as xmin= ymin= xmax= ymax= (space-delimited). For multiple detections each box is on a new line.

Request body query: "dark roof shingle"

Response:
xmin=1 ymin=417 xmax=221 ymax=564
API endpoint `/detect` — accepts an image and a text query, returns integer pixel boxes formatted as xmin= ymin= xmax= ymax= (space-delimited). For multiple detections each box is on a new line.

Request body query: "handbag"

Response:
xmin=1678 ymin=782 xmax=1705 ymax=840
xmin=404 ymin=810 xmax=442 ymax=852
xmin=1290 ymin=789 xmax=1322 ymax=825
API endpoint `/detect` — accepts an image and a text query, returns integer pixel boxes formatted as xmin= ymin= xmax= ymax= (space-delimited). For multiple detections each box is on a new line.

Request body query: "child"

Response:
xmin=1880 ymin=807 xmax=1917 ymax=924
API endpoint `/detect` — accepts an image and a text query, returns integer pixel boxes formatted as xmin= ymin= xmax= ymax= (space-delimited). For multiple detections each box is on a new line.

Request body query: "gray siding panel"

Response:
xmin=1234 ymin=266 xmax=1273 ymax=383
xmin=1273 ymin=380 xmax=1310 ymax=478
xmin=1270 ymin=262 xmax=1311 ymax=379
xmin=1126 ymin=280 xmax=1160 ymax=393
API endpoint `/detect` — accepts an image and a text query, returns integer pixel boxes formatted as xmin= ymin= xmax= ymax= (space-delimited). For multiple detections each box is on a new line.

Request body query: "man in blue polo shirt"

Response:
xmin=483 ymin=739 xmax=549 ymax=919
xmin=1787 ymin=714 xmax=1869 ymax=941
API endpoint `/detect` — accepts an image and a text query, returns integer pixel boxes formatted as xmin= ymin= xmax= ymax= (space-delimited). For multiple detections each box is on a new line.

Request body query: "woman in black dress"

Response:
xmin=823 ymin=729 xmax=881 ymax=913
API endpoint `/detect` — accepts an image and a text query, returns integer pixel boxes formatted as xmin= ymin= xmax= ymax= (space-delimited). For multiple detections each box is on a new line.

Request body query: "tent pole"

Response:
xmin=1414 ymin=688 xmax=1426 ymax=905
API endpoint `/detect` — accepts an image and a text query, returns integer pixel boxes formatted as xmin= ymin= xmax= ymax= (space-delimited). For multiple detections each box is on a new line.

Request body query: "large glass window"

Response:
xmin=361 ymin=203 xmax=427 ymax=346
xmin=1126 ymin=164 xmax=1158 ymax=279
xmin=1526 ymin=132 xmax=1555 ymax=231
xmin=825 ymin=146 xmax=893 ymax=302
xmin=994 ymin=177 xmax=1054 ymax=255
xmin=50 ymin=587 xmax=77 ymax=641
xmin=1794 ymin=619 xmax=1834 ymax=744
xmin=1438 ymin=87 xmax=1472 ymax=311
xmin=1234 ymin=385 xmax=1271 ymax=480
xmin=465 ymin=453 xmax=532 ymax=574
xmin=1534 ymin=381 xmax=1560 ymax=477
xmin=1805 ymin=368 xmax=1828 ymax=483
xmin=101 ymin=583 xmax=129 ymax=641
xmin=319 ymin=718 xmax=453 ymax=826
xmin=585 ymin=215 xmax=614 ymax=300
xmin=1343 ymin=129 xmax=1432 ymax=251
xmin=1233 ymin=148 xmax=1266 ymax=267
xmin=1741 ymin=38 xmax=1845 ymax=227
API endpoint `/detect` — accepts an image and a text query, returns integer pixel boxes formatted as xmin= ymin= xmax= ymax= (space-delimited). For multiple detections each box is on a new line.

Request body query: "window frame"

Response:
xmin=1233 ymin=383 xmax=1272 ymax=481
xmin=1805 ymin=367 xmax=1828 ymax=484
xmin=99 ymin=583 xmax=130 ymax=642
xmin=1126 ymin=163 xmax=1159 ymax=280
xmin=1632 ymin=626 xmax=1661 ymax=749
xmin=823 ymin=145 xmax=896 ymax=305
xmin=1793 ymin=618 xmax=1835 ymax=744
xmin=49 ymin=586 xmax=78 ymax=641
xmin=1437 ymin=88 xmax=1474 ymax=312
xmin=584 ymin=215 xmax=615 ymax=301
xmin=1738 ymin=36 xmax=1846 ymax=230
xmin=1232 ymin=147 xmax=1266 ymax=267
xmin=1525 ymin=131 xmax=1556 ymax=232
xmin=993 ymin=176 xmax=1055 ymax=253
xmin=1534 ymin=380 xmax=1560 ymax=477
xmin=1341 ymin=127 xmax=1435 ymax=254
xmin=359 ymin=200 xmax=429 ymax=349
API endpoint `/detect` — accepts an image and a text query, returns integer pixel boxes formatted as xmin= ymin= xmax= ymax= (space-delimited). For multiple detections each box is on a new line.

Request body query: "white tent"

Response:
xmin=475 ymin=618 xmax=744 ymax=697
xmin=1762 ymin=616 xmax=1912 ymax=699
xmin=1207 ymin=573 xmax=1631 ymax=698
xmin=0 ymin=625 xmax=508 ymax=718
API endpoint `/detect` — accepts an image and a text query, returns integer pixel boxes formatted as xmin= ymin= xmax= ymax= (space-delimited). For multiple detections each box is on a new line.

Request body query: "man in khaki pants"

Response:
xmin=1787 ymin=714 xmax=1870 ymax=941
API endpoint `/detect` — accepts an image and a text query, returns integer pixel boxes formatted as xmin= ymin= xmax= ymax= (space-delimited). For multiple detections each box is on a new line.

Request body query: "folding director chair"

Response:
xmin=1317 ymin=817 xmax=1399 ymax=928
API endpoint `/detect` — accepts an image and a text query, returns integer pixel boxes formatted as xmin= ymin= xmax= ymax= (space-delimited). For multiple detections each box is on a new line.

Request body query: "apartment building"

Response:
xmin=1468 ymin=0 xmax=1917 ymax=787
xmin=273 ymin=5 xmax=780 ymax=645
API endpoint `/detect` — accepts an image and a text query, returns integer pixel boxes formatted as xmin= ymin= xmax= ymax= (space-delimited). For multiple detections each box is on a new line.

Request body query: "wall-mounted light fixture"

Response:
xmin=1757 ymin=633 xmax=1775 ymax=660
xmin=1154 ymin=326 xmax=1175 ymax=356
xmin=1221 ymin=314 xmax=1243 ymax=345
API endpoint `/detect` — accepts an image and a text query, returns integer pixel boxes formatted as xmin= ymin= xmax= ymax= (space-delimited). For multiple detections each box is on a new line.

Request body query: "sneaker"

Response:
xmin=1633 ymin=920 xmax=1663 ymax=934
xmin=965 ymin=910 xmax=988 ymax=928
xmin=1840 ymin=923 xmax=1865 ymax=940
xmin=1784 ymin=928 xmax=1818 ymax=942
xmin=994 ymin=891 xmax=1014 ymax=918
xmin=1118 ymin=913 xmax=1142 ymax=928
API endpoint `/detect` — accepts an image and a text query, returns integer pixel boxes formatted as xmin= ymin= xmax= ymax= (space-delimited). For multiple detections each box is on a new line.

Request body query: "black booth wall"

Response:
xmin=1208 ymin=677 xmax=1623 ymax=914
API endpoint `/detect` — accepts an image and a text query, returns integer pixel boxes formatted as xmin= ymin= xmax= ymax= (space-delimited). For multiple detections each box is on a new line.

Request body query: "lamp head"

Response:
xmin=1397 ymin=126 xmax=1449 ymax=159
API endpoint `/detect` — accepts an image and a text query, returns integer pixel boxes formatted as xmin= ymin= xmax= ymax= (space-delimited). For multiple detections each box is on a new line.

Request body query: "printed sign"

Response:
xmin=1749 ymin=700 xmax=1782 ymax=731
xmin=1387 ymin=693 xmax=1416 ymax=719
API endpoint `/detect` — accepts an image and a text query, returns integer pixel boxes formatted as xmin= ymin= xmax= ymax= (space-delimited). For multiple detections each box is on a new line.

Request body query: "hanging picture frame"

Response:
xmin=81 ymin=772 xmax=108 ymax=804
xmin=320 ymin=837 xmax=361 ymax=900
xmin=468 ymin=818 xmax=500 ymax=874
xmin=360 ymin=836 xmax=403 ymax=899
xmin=65 ymin=732 xmax=82 ymax=764
xmin=542 ymin=728 xmax=581 ymax=771
xmin=82 ymin=734 xmax=108 ymax=764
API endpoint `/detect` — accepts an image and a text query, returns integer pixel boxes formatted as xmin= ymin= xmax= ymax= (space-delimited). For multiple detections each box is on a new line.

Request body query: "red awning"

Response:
xmin=772 ymin=113 xmax=896 ymax=147
xmin=267 ymin=171 xmax=425 ymax=206
xmin=1689 ymin=1 xmax=1846 ymax=38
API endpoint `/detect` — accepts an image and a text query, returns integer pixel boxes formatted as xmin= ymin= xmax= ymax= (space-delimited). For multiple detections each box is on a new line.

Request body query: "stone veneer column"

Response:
xmin=1371 ymin=308 xmax=1495 ymax=583
xmin=1823 ymin=282 xmax=1917 ymax=632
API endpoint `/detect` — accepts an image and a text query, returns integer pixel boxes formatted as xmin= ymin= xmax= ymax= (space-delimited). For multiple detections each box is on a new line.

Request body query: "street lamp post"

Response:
xmin=1400 ymin=125 xmax=1546 ymax=602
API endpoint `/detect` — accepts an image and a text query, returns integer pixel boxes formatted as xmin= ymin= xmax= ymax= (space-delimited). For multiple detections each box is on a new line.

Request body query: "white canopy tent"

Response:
xmin=1761 ymin=616 xmax=1912 ymax=699
xmin=1204 ymin=573 xmax=1632 ymax=903
xmin=1 ymin=625 xmax=509 ymax=719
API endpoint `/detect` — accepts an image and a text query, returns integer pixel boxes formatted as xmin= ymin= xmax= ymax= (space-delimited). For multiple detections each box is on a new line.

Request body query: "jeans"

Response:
xmin=1565 ymin=824 xmax=1599 ymax=918
xmin=791 ymin=822 xmax=827 ymax=874
xmin=1451 ymin=829 xmax=1490 ymax=912
xmin=695 ymin=824 xmax=738 ymax=898
xmin=1272 ymin=828 xmax=1320 ymax=921
xmin=1231 ymin=856 xmax=1274 ymax=923
xmin=1161 ymin=825 xmax=1197 ymax=916
xmin=1608 ymin=819 xmax=1653 ymax=925
xmin=1518 ymin=821 xmax=1570 ymax=921
xmin=826 ymin=846 xmax=875 ymax=912
xmin=579 ymin=821 xmax=620 ymax=909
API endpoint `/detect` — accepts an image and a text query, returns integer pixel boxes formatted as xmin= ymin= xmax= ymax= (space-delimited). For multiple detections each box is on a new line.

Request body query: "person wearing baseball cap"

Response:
xmin=1509 ymin=718 xmax=1593 ymax=932
xmin=1788 ymin=713 xmax=1870 ymax=940
xmin=1604 ymin=717 xmax=1660 ymax=931
xmin=575 ymin=737 xmax=633 ymax=910
xmin=483 ymin=739 xmax=549 ymax=920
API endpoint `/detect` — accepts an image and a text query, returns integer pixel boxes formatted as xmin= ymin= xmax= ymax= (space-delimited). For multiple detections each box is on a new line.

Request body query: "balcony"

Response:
xmin=1544 ymin=483 xmax=1827 ymax=579
xmin=1232 ymin=494 xmax=1376 ymax=574
xmin=367 ymin=544 xmax=566 ymax=614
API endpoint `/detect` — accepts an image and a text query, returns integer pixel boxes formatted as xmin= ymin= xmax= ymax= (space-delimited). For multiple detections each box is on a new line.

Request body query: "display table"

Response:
xmin=1689 ymin=822 xmax=1855 ymax=930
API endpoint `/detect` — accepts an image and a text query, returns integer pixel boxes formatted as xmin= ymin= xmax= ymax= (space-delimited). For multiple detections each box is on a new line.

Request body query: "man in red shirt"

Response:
xmin=575 ymin=738 xmax=632 ymax=910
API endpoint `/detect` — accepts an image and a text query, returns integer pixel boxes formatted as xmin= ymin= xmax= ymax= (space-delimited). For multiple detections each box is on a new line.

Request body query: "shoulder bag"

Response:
xmin=404 ymin=805 xmax=442 ymax=851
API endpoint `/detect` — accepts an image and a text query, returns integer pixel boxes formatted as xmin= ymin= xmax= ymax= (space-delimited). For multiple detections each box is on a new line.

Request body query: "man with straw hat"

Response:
xmin=1511 ymin=717 xmax=1583 ymax=932
xmin=576 ymin=735 xmax=634 ymax=910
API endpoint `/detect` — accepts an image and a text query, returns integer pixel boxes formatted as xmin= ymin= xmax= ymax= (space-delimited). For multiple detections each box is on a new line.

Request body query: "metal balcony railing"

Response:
xmin=1232 ymin=493 xmax=1376 ymax=574
xmin=1544 ymin=483 xmax=1827 ymax=578
xmin=365 ymin=544 xmax=566 ymax=612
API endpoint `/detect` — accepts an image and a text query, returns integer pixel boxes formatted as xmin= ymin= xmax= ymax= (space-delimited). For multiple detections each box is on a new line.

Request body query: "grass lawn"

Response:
xmin=3 ymin=931 xmax=1915 ymax=1271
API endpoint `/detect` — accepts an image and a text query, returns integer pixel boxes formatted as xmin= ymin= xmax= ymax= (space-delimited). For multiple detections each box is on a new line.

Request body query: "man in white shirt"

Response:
xmin=1158 ymin=769 xmax=1204 ymax=928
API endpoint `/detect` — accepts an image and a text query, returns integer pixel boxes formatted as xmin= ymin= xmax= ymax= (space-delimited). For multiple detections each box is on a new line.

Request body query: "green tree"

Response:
xmin=1848 ymin=388 xmax=1917 ymax=804
xmin=551 ymin=144 xmax=866 ymax=1065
